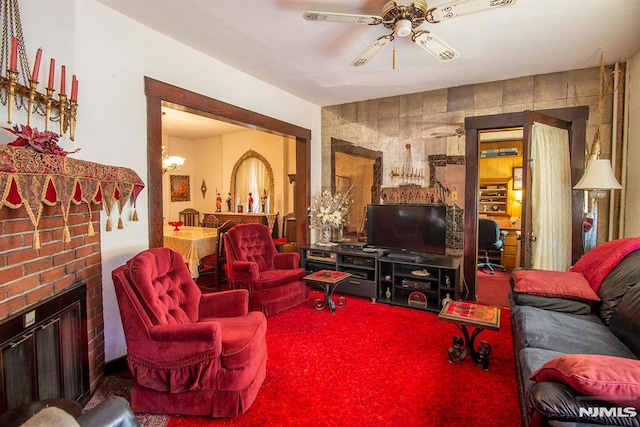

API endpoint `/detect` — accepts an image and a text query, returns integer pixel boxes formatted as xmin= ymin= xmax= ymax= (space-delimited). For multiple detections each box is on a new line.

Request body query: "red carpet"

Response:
xmin=477 ymin=269 xmax=512 ymax=308
xmin=167 ymin=289 xmax=520 ymax=427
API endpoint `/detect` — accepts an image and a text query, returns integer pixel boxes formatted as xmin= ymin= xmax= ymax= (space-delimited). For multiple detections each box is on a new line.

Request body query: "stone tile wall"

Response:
xmin=321 ymin=65 xmax=619 ymax=252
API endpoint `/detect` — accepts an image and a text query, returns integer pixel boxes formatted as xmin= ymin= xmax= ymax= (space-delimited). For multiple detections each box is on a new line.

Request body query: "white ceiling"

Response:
xmin=99 ymin=1 xmax=640 ymax=139
xmin=95 ymin=0 xmax=640 ymax=109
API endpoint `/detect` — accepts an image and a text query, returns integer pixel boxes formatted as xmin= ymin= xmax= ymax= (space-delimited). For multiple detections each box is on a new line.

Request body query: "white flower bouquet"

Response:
xmin=308 ymin=189 xmax=352 ymax=232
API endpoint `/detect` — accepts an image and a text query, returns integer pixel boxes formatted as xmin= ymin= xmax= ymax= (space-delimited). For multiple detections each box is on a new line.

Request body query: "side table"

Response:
xmin=438 ymin=300 xmax=501 ymax=370
xmin=304 ymin=270 xmax=352 ymax=314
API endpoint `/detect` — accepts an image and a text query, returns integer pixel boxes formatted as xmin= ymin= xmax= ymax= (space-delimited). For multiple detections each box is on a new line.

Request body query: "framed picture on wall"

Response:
xmin=170 ymin=175 xmax=191 ymax=202
xmin=513 ymin=167 xmax=523 ymax=190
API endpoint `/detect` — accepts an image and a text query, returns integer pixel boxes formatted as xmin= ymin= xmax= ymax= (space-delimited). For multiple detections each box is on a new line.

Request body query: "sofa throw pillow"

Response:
xmin=530 ymin=354 xmax=640 ymax=409
xmin=512 ymin=270 xmax=600 ymax=302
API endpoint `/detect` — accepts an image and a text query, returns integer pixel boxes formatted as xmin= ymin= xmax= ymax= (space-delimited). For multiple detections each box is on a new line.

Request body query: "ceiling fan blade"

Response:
xmin=303 ymin=11 xmax=383 ymax=25
xmin=412 ymin=30 xmax=459 ymax=62
xmin=426 ymin=0 xmax=516 ymax=23
xmin=351 ymin=34 xmax=393 ymax=67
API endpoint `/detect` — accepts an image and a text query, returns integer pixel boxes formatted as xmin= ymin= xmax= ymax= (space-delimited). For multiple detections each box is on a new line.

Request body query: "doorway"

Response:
xmin=144 ymin=77 xmax=312 ymax=249
xmin=476 ymin=128 xmax=523 ymax=306
xmin=464 ymin=107 xmax=589 ymax=301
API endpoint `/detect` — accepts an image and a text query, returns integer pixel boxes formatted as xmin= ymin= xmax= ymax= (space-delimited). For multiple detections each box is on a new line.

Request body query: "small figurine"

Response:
xmin=248 ymin=192 xmax=254 ymax=213
xmin=226 ymin=192 xmax=232 ymax=212
xmin=260 ymin=189 xmax=268 ymax=213
xmin=215 ymin=192 xmax=222 ymax=213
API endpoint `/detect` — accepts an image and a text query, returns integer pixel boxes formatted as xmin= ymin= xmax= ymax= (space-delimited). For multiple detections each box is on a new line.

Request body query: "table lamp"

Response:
xmin=573 ymin=159 xmax=621 ymax=249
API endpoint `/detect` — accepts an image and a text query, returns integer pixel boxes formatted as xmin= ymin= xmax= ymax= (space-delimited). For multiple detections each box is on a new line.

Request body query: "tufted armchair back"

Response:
xmin=123 ymin=247 xmax=202 ymax=325
xmin=224 ymin=223 xmax=278 ymax=272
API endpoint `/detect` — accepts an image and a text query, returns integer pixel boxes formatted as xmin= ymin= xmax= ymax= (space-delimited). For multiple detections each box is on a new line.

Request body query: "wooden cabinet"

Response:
xmin=501 ymin=230 xmax=520 ymax=269
xmin=378 ymin=255 xmax=462 ymax=312
xmin=302 ymin=246 xmax=379 ymax=301
xmin=479 ymin=179 xmax=509 ymax=217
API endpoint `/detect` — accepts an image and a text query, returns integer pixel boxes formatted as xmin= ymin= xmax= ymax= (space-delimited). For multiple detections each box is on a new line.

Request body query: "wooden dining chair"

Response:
xmin=201 ymin=213 xmax=219 ymax=228
xmin=199 ymin=221 xmax=237 ymax=291
xmin=179 ymin=208 xmax=200 ymax=227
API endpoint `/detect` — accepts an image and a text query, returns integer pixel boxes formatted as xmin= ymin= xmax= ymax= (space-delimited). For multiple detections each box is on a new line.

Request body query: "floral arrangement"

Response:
xmin=308 ymin=188 xmax=352 ymax=231
xmin=3 ymin=124 xmax=80 ymax=156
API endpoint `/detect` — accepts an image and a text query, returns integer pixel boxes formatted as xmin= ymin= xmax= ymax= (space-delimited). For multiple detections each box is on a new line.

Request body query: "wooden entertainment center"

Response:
xmin=302 ymin=245 xmax=462 ymax=312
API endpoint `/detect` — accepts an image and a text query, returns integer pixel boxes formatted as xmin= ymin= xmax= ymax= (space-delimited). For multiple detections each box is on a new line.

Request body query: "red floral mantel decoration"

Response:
xmin=3 ymin=124 xmax=80 ymax=156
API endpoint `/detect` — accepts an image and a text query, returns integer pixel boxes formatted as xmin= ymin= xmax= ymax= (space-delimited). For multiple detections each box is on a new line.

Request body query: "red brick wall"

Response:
xmin=0 ymin=203 xmax=105 ymax=391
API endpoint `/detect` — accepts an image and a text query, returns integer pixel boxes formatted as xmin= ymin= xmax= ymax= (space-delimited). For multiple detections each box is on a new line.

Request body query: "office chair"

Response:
xmin=477 ymin=218 xmax=508 ymax=274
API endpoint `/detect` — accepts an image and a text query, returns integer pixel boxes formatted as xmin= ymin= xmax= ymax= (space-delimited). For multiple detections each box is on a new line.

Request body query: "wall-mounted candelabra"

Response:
xmin=389 ymin=143 xmax=424 ymax=183
xmin=1 ymin=0 xmax=79 ymax=140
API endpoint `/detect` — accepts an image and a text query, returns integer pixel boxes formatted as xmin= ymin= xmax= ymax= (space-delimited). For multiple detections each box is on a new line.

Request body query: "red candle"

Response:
xmin=48 ymin=58 xmax=55 ymax=89
xmin=31 ymin=48 xmax=42 ymax=81
xmin=60 ymin=65 xmax=66 ymax=95
xmin=71 ymin=75 xmax=78 ymax=101
xmin=10 ymin=36 xmax=18 ymax=71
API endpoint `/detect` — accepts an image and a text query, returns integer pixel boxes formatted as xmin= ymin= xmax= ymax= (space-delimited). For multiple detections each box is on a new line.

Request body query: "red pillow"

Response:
xmin=530 ymin=354 xmax=640 ymax=409
xmin=512 ymin=270 xmax=600 ymax=302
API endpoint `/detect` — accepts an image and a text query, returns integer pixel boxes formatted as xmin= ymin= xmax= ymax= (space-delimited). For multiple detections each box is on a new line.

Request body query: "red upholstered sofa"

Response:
xmin=224 ymin=223 xmax=308 ymax=315
xmin=112 ymin=247 xmax=267 ymax=418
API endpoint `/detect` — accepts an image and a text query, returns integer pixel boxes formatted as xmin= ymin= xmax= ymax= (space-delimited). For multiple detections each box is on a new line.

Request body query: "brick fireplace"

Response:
xmin=0 ymin=202 xmax=105 ymax=396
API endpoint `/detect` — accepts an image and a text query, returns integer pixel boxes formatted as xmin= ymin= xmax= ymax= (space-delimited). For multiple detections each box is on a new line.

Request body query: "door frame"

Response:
xmin=144 ymin=77 xmax=311 ymax=249
xmin=463 ymin=106 xmax=589 ymax=300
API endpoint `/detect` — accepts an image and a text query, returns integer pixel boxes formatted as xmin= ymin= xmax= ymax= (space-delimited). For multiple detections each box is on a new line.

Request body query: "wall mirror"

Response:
xmin=330 ymin=138 xmax=382 ymax=239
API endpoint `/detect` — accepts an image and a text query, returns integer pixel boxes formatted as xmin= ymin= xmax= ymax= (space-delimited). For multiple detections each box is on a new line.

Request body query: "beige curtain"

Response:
xmin=235 ymin=157 xmax=268 ymax=212
xmin=530 ymin=122 xmax=572 ymax=270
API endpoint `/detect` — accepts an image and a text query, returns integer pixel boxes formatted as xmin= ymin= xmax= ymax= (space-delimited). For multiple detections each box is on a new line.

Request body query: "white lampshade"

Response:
xmin=573 ymin=159 xmax=621 ymax=190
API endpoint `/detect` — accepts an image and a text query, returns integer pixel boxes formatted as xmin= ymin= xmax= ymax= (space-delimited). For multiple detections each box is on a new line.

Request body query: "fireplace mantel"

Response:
xmin=0 ymin=145 xmax=145 ymax=247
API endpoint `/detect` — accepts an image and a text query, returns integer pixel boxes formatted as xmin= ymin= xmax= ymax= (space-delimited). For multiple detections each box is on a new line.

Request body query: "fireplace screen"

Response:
xmin=0 ymin=283 xmax=88 ymax=412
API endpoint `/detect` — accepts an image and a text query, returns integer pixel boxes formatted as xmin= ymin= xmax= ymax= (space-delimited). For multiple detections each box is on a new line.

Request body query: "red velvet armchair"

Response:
xmin=224 ymin=223 xmax=309 ymax=315
xmin=111 ymin=247 xmax=267 ymax=418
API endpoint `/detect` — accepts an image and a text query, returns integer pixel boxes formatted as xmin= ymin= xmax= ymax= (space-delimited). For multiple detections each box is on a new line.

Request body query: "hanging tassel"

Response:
xmin=106 ymin=217 xmax=112 ymax=232
xmin=118 ymin=216 xmax=124 ymax=229
xmin=132 ymin=208 xmax=138 ymax=221
xmin=33 ymin=229 xmax=40 ymax=249
xmin=87 ymin=220 xmax=95 ymax=236
xmin=63 ymin=225 xmax=71 ymax=243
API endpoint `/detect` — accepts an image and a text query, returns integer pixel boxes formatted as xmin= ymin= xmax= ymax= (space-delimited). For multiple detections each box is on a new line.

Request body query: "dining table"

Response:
xmin=163 ymin=225 xmax=218 ymax=278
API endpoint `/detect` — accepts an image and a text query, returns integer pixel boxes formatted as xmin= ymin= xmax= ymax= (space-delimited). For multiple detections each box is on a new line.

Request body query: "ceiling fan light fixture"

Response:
xmin=395 ymin=19 xmax=412 ymax=37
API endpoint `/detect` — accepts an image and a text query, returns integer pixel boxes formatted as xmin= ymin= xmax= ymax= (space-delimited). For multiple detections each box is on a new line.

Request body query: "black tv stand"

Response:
xmin=386 ymin=252 xmax=423 ymax=263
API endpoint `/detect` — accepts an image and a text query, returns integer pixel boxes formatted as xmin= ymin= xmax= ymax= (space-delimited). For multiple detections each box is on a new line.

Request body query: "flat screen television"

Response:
xmin=366 ymin=204 xmax=447 ymax=255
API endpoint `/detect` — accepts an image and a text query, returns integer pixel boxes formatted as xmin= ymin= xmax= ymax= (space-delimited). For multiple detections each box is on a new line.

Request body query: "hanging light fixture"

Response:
xmin=161 ymin=146 xmax=185 ymax=174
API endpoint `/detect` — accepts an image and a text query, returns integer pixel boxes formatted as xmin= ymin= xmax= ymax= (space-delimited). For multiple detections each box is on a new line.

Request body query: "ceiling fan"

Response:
xmin=303 ymin=0 xmax=516 ymax=67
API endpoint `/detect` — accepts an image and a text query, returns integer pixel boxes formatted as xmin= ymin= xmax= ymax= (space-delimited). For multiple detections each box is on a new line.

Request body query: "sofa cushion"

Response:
xmin=510 ymin=291 xmax=592 ymax=315
xmin=512 ymin=270 xmax=600 ymax=302
xmin=518 ymin=347 xmax=567 ymax=397
xmin=598 ymin=249 xmax=640 ymax=325
xmin=531 ymin=354 xmax=640 ymax=409
xmin=609 ymin=282 xmax=640 ymax=359
xmin=511 ymin=305 xmax=636 ymax=358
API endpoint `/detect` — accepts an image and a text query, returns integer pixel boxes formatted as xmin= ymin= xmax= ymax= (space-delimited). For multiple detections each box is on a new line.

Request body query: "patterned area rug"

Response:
xmin=83 ymin=375 xmax=168 ymax=427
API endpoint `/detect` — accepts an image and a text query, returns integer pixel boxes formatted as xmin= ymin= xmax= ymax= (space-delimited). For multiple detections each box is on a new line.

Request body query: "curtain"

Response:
xmin=235 ymin=157 xmax=268 ymax=212
xmin=530 ymin=122 xmax=571 ymax=270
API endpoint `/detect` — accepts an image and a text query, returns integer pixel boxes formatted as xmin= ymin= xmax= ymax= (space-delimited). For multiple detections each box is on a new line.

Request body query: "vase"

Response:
xmin=318 ymin=224 xmax=332 ymax=245
xmin=331 ymin=226 xmax=343 ymax=242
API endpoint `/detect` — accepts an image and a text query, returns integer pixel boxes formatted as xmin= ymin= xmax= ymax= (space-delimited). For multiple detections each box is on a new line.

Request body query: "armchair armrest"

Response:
xmin=228 ymin=260 xmax=260 ymax=280
xmin=273 ymin=252 xmax=300 ymax=269
xmin=144 ymin=322 xmax=222 ymax=358
xmin=199 ymin=289 xmax=249 ymax=318
xmin=528 ymin=382 xmax=638 ymax=425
